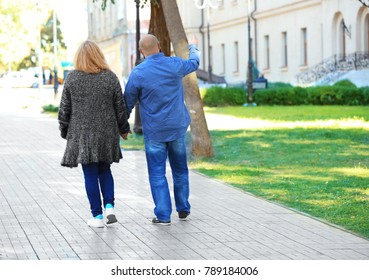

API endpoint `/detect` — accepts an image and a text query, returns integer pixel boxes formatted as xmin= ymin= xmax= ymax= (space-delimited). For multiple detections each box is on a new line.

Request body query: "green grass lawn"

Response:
xmin=204 ymin=105 xmax=369 ymax=121
xmin=122 ymin=106 xmax=369 ymax=239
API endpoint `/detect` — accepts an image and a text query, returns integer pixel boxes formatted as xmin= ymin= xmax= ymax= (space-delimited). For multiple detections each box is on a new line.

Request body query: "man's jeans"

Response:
xmin=144 ymin=135 xmax=191 ymax=221
xmin=82 ymin=162 xmax=114 ymax=217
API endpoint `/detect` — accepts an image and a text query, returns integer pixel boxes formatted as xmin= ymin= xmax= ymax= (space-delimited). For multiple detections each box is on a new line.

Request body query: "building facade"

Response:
xmin=87 ymin=0 xmax=150 ymax=82
xmin=87 ymin=0 xmax=369 ymax=85
xmin=178 ymin=0 xmax=369 ymax=85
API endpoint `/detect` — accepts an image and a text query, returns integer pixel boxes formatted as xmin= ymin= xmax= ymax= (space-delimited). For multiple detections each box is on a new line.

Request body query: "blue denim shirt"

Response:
xmin=124 ymin=44 xmax=200 ymax=142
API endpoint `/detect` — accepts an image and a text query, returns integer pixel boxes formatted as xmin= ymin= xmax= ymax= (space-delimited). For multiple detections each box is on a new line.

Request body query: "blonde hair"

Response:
xmin=74 ymin=40 xmax=110 ymax=73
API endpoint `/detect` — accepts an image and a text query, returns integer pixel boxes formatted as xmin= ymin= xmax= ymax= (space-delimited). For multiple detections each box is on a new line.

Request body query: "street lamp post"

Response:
xmin=194 ymin=0 xmax=218 ymax=84
xmin=133 ymin=0 xmax=142 ymax=134
xmin=36 ymin=2 xmax=43 ymax=93
xmin=244 ymin=0 xmax=255 ymax=106
xmin=53 ymin=7 xmax=58 ymax=98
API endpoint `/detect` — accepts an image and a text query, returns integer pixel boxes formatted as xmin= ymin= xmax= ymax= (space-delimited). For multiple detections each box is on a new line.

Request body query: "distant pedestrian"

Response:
xmin=58 ymin=40 xmax=131 ymax=228
xmin=49 ymin=71 xmax=53 ymax=85
xmin=124 ymin=34 xmax=200 ymax=225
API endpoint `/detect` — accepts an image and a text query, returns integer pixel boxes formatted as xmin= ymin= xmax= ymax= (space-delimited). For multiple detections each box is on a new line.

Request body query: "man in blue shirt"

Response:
xmin=124 ymin=34 xmax=200 ymax=225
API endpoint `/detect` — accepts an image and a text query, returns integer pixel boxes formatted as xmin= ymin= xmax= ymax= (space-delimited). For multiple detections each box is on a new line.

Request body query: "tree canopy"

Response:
xmin=0 ymin=0 xmax=52 ymax=72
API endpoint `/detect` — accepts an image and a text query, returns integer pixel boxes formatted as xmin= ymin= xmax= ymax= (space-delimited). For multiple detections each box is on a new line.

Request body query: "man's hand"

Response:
xmin=188 ymin=34 xmax=198 ymax=46
xmin=120 ymin=130 xmax=132 ymax=140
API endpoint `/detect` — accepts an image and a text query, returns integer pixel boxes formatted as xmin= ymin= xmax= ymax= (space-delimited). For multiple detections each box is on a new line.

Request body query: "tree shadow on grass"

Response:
xmin=190 ymin=128 xmax=369 ymax=238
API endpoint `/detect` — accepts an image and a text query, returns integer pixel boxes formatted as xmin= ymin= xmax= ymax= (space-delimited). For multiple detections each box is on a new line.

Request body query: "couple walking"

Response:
xmin=58 ymin=35 xmax=200 ymax=228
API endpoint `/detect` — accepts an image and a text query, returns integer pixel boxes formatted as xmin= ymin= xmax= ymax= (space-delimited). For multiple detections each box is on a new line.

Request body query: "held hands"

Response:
xmin=120 ymin=130 xmax=132 ymax=140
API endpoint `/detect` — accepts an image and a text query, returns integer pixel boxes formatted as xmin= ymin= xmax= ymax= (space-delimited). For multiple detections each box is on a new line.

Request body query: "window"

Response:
xmin=117 ymin=0 xmax=125 ymax=20
xmin=281 ymin=32 xmax=288 ymax=67
xmin=221 ymin=43 xmax=226 ymax=74
xmin=301 ymin=28 xmax=307 ymax=65
xmin=89 ymin=12 xmax=94 ymax=38
xmin=209 ymin=46 xmax=213 ymax=73
xmin=234 ymin=41 xmax=239 ymax=72
xmin=264 ymin=35 xmax=270 ymax=69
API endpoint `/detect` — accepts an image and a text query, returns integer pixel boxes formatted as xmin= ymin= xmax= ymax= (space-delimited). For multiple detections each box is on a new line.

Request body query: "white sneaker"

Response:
xmin=105 ymin=207 xmax=118 ymax=224
xmin=87 ymin=217 xmax=104 ymax=228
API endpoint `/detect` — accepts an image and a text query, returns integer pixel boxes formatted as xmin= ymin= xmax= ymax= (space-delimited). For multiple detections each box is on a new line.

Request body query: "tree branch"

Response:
xmin=358 ymin=0 xmax=369 ymax=8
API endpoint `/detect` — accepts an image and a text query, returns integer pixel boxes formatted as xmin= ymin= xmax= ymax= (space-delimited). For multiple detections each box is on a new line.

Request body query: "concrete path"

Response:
xmin=1 ymin=88 xmax=369 ymax=260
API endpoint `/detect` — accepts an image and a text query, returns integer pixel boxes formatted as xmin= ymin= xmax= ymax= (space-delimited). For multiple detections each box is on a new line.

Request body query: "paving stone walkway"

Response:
xmin=1 ymin=89 xmax=369 ymax=260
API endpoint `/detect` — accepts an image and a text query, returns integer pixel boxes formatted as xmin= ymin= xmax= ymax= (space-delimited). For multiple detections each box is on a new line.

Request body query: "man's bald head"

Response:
xmin=139 ymin=34 xmax=161 ymax=58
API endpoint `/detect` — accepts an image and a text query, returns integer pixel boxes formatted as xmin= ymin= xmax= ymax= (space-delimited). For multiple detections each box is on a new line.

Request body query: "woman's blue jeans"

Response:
xmin=144 ymin=135 xmax=191 ymax=221
xmin=82 ymin=162 xmax=114 ymax=217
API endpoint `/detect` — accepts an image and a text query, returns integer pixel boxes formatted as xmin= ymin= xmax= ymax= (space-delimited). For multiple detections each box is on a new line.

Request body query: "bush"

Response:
xmin=333 ymin=79 xmax=357 ymax=88
xmin=268 ymin=82 xmax=293 ymax=89
xmin=201 ymin=83 xmax=369 ymax=107
xmin=255 ymin=85 xmax=368 ymax=106
xmin=42 ymin=104 xmax=59 ymax=112
xmin=203 ymin=86 xmax=245 ymax=107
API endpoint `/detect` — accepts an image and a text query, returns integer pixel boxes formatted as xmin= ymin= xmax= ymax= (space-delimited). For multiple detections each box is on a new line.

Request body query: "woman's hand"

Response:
xmin=120 ymin=130 xmax=132 ymax=140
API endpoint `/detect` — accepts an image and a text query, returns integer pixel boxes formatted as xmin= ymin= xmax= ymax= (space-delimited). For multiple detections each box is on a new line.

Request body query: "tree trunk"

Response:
xmin=148 ymin=2 xmax=171 ymax=56
xmin=160 ymin=0 xmax=213 ymax=158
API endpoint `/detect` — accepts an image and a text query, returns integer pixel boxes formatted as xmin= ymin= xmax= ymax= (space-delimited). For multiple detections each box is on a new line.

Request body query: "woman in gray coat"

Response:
xmin=58 ymin=40 xmax=130 ymax=228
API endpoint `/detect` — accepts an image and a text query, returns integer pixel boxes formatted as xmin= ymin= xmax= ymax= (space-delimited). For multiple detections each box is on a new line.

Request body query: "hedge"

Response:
xmin=202 ymin=86 xmax=245 ymax=107
xmin=201 ymin=82 xmax=369 ymax=106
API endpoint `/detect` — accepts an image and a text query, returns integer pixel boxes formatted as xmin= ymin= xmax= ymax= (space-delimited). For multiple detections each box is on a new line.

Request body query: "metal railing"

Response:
xmin=296 ymin=51 xmax=369 ymax=85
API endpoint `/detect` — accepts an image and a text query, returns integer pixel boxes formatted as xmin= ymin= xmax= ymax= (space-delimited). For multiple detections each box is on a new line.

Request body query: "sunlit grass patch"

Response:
xmin=329 ymin=167 xmax=369 ymax=178
xmin=189 ymin=106 xmax=369 ymax=238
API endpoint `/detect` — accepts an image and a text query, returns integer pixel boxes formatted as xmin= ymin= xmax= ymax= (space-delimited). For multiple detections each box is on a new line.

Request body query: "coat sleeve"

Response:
xmin=113 ymin=80 xmax=131 ymax=134
xmin=58 ymin=83 xmax=71 ymax=139
xmin=123 ymin=72 xmax=140 ymax=119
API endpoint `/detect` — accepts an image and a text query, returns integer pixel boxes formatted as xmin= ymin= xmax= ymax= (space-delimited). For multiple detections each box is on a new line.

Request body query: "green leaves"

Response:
xmin=93 ymin=0 xmax=115 ymax=11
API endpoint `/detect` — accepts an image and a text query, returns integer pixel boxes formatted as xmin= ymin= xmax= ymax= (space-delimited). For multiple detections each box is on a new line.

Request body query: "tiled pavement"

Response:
xmin=1 ymin=89 xmax=369 ymax=260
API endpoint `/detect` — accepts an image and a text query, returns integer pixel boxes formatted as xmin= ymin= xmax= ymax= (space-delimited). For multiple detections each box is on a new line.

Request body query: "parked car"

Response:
xmin=0 ymin=70 xmax=38 ymax=88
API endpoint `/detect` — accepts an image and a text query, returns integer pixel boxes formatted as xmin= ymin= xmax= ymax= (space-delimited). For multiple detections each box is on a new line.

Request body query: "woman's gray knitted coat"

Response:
xmin=58 ymin=70 xmax=130 ymax=168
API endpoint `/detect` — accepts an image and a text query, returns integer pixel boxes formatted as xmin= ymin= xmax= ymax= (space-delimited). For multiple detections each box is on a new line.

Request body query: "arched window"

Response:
xmin=356 ymin=6 xmax=369 ymax=52
xmin=364 ymin=13 xmax=369 ymax=52
xmin=339 ymin=19 xmax=346 ymax=57
xmin=332 ymin=12 xmax=345 ymax=57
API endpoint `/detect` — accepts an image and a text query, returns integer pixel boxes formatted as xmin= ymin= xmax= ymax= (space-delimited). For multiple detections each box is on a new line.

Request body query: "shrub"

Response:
xmin=255 ymin=85 xmax=368 ymax=106
xmin=202 ymin=83 xmax=369 ymax=106
xmin=42 ymin=104 xmax=59 ymax=112
xmin=333 ymin=79 xmax=357 ymax=88
xmin=203 ymin=86 xmax=245 ymax=107
xmin=268 ymin=82 xmax=293 ymax=89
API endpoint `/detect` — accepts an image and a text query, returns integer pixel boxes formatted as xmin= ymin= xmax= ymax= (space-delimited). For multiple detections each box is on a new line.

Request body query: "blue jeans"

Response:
xmin=82 ymin=162 xmax=114 ymax=217
xmin=144 ymin=135 xmax=191 ymax=221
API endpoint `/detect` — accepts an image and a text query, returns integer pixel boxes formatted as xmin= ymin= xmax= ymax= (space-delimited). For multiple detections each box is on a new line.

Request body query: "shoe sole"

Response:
xmin=87 ymin=221 xmax=104 ymax=228
xmin=152 ymin=218 xmax=171 ymax=226
xmin=88 ymin=224 xmax=104 ymax=228
xmin=152 ymin=222 xmax=171 ymax=226
xmin=106 ymin=214 xmax=118 ymax=224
